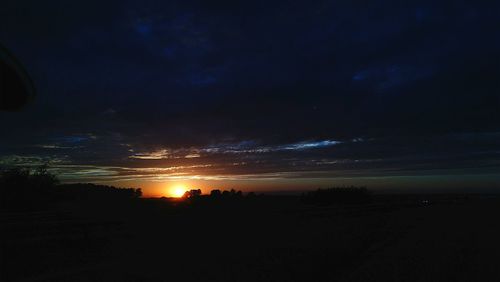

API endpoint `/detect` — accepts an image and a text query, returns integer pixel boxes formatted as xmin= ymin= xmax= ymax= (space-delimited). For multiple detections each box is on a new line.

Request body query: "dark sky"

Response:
xmin=1 ymin=0 xmax=499 ymax=195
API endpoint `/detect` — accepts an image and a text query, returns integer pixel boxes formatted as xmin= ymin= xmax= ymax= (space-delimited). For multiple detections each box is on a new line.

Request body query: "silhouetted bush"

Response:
xmin=301 ymin=186 xmax=372 ymax=206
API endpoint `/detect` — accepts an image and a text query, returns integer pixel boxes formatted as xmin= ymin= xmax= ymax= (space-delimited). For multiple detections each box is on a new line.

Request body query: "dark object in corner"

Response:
xmin=0 ymin=44 xmax=35 ymax=111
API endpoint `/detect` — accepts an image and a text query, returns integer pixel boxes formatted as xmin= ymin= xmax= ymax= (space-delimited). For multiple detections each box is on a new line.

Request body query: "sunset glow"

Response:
xmin=170 ymin=185 xmax=187 ymax=198
xmin=2 ymin=2 xmax=500 ymax=281
xmin=2 ymin=0 xmax=500 ymax=197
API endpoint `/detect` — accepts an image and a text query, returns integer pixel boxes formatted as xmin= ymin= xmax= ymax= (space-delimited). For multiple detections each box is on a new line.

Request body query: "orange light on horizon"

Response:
xmin=170 ymin=184 xmax=187 ymax=198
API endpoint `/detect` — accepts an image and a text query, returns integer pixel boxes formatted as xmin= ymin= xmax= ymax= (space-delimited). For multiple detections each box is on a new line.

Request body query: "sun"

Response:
xmin=170 ymin=185 xmax=187 ymax=198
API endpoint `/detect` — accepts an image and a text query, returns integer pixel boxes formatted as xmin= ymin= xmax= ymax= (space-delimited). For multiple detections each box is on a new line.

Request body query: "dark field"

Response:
xmin=2 ymin=194 xmax=500 ymax=282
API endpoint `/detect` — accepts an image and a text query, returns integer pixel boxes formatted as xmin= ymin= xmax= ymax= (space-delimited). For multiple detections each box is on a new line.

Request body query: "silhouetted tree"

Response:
xmin=183 ymin=189 xmax=202 ymax=198
xmin=57 ymin=183 xmax=142 ymax=201
xmin=31 ymin=165 xmax=59 ymax=187
xmin=0 ymin=166 xmax=142 ymax=211
xmin=210 ymin=189 xmax=222 ymax=197
xmin=0 ymin=166 xmax=59 ymax=210
xmin=134 ymin=188 xmax=142 ymax=198
xmin=206 ymin=189 xmax=245 ymax=201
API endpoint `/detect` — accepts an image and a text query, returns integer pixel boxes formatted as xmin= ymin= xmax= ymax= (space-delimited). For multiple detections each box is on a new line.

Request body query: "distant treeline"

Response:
xmin=181 ymin=188 xmax=255 ymax=199
xmin=301 ymin=186 xmax=372 ymax=205
xmin=172 ymin=189 xmax=258 ymax=209
xmin=0 ymin=167 xmax=141 ymax=211
xmin=58 ymin=183 xmax=142 ymax=201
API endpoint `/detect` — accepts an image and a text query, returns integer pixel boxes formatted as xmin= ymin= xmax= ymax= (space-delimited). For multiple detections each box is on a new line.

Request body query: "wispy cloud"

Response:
xmin=129 ymin=149 xmax=171 ymax=160
xmin=199 ymin=140 xmax=341 ymax=154
xmin=128 ymin=140 xmax=341 ymax=160
xmin=0 ymin=155 xmax=69 ymax=166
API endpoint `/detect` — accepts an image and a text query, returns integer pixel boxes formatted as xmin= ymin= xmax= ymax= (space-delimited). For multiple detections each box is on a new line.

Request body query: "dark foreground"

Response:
xmin=2 ymin=194 xmax=500 ymax=282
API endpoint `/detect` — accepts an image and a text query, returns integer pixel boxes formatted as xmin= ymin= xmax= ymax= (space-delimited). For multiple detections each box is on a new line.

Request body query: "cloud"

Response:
xmin=0 ymin=0 xmax=499 ymax=191
xmin=129 ymin=149 xmax=172 ymax=160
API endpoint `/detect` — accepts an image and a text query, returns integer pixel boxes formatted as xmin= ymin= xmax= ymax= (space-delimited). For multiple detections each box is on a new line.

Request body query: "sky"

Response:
xmin=1 ymin=0 xmax=499 ymax=196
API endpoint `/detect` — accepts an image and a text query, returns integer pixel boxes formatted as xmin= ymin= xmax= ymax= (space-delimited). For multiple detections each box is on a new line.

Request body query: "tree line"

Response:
xmin=181 ymin=188 xmax=258 ymax=199
xmin=0 ymin=166 xmax=141 ymax=211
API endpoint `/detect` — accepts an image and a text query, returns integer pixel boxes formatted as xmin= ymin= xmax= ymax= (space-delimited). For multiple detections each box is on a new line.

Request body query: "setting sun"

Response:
xmin=170 ymin=185 xmax=187 ymax=198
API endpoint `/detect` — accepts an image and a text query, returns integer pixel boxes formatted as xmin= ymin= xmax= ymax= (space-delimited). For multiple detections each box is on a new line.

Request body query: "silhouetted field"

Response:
xmin=2 ymin=193 xmax=500 ymax=281
xmin=2 ymin=169 xmax=500 ymax=281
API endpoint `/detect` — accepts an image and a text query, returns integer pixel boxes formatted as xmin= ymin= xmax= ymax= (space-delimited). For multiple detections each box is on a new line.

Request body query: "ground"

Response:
xmin=2 ymin=195 xmax=500 ymax=281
